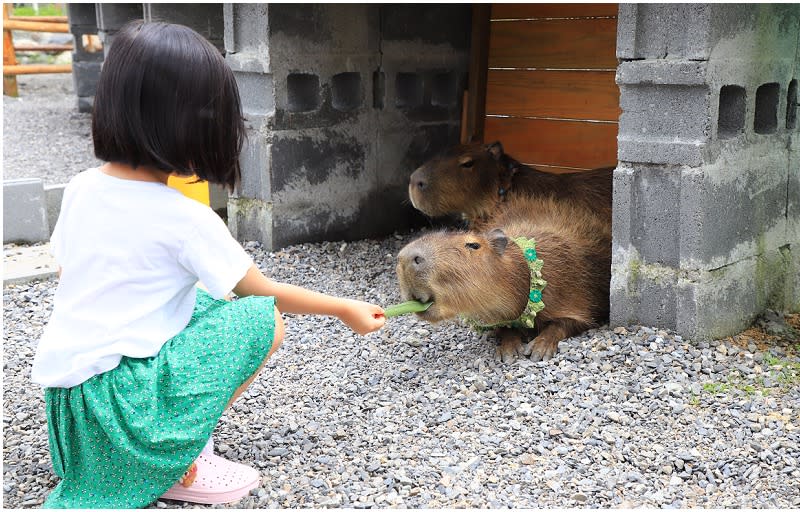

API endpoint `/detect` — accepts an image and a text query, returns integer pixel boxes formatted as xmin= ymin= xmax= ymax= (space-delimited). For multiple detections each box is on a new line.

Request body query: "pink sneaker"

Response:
xmin=160 ymin=453 xmax=260 ymax=505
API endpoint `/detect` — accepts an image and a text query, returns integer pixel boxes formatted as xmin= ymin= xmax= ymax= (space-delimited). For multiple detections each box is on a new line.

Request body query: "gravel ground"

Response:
xmin=4 ymin=71 xmax=800 ymax=509
xmin=3 ymin=74 xmax=101 ymax=184
xmin=4 ymin=239 xmax=800 ymax=509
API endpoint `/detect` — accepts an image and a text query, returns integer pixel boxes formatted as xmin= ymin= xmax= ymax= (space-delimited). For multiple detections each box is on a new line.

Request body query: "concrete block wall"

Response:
xmin=64 ymin=4 xmax=468 ymax=248
xmin=611 ymin=4 xmax=800 ymax=340
xmin=66 ymin=4 xmax=103 ymax=113
xmin=226 ymin=4 xmax=470 ymax=248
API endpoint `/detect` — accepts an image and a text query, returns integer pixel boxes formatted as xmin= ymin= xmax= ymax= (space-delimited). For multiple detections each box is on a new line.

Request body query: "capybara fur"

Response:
xmin=408 ymin=141 xmax=613 ymax=227
xmin=397 ymin=195 xmax=611 ymax=362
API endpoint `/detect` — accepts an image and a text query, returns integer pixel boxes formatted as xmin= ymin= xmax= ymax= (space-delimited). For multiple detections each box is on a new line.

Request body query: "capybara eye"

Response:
xmin=460 ymin=159 xmax=474 ymax=169
xmin=465 ymin=242 xmax=481 ymax=250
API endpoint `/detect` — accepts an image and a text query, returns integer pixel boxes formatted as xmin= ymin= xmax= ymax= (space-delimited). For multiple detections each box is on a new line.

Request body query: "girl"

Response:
xmin=31 ymin=20 xmax=385 ymax=508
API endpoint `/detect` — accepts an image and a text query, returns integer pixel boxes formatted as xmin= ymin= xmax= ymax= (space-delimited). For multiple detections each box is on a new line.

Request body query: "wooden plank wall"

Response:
xmin=484 ymin=4 xmax=619 ymax=173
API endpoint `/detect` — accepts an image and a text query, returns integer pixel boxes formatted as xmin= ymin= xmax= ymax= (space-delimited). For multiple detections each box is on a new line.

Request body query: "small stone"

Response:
xmin=571 ymin=492 xmax=588 ymax=502
xmin=437 ymin=411 xmax=453 ymax=424
xmin=318 ymin=494 xmax=343 ymax=507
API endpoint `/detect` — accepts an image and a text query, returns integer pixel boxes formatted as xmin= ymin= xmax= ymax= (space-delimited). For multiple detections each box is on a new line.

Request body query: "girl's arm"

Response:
xmin=232 ymin=264 xmax=385 ymax=335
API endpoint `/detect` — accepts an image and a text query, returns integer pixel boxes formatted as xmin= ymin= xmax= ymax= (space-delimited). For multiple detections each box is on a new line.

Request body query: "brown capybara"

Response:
xmin=396 ymin=194 xmax=611 ymax=363
xmin=408 ymin=141 xmax=614 ymax=227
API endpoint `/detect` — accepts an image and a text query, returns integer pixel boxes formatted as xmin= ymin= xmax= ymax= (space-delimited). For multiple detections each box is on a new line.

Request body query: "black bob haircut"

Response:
xmin=92 ymin=20 xmax=244 ymax=190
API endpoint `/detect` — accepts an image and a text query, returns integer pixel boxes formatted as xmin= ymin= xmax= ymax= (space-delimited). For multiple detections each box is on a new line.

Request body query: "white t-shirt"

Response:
xmin=31 ymin=168 xmax=253 ymax=388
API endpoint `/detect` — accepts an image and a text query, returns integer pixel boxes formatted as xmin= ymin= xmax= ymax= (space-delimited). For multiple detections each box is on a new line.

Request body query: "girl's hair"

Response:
xmin=92 ymin=20 xmax=244 ymax=189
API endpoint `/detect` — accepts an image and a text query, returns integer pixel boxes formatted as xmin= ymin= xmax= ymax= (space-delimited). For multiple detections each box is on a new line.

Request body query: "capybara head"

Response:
xmin=396 ymin=228 xmax=530 ymax=325
xmin=408 ymin=142 xmax=512 ymax=221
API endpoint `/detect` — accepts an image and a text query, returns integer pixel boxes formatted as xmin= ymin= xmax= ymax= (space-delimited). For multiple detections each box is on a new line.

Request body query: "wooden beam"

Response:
xmin=9 ymin=15 xmax=69 ymax=23
xmin=13 ymin=43 xmax=73 ymax=52
xmin=4 ymin=64 xmax=73 ymax=75
xmin=3 ymin=19 xmax=70 ymax=33
xmin=3 ymin=4 xmax=18 ymax=96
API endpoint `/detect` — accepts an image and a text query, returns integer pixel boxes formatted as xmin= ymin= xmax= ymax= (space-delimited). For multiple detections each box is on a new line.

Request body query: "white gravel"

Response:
xmin=3 ymin=74 xmax=101 ymax=184
xmin=4 ymin=237 xmax=800 ymax=508
xmin=3 ymin=71 xmax=800 ymax=510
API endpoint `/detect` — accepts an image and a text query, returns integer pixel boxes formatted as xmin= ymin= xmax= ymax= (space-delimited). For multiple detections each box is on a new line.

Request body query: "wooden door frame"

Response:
xmin=461 ymin=4 xmax=490 ymax=144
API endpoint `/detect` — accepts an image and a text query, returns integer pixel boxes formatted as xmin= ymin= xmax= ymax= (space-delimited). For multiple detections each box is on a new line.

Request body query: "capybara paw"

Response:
xmin=495 ymin=341 xmax=523 ymax=364
xmin=524 ymin=339 xmax=558 ymax=362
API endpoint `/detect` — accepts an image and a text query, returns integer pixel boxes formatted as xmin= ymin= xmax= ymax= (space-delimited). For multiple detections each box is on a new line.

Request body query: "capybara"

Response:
xmin=408 ymin=141 xmax=614 ymax=227
xmin=397 ymin=194 xmax=611 ymax=363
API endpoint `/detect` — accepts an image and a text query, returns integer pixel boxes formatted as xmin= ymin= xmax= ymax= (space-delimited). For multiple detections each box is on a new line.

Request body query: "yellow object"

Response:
xmin=167 ymin=175 xmax=209 ymax=206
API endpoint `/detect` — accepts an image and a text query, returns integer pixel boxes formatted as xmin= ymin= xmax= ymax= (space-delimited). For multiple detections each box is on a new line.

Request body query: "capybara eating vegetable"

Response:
xmin=397 ymin=194 xmax=611 ymax=363
xmin=408 ymin=141 xmax=614 ymax=227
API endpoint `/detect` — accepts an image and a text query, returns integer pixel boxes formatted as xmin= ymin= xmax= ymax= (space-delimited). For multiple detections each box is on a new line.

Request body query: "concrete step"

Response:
xmin=3 ymin=243 xmax=58 ymax=285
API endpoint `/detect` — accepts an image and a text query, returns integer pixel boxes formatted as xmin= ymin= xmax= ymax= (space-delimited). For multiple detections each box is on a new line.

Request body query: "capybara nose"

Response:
xmin=398 ymin=245 xmax=428 ymax=272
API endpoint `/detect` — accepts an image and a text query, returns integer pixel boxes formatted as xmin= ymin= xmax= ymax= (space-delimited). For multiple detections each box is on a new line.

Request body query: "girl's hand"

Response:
xmin=338 ymin=299 xmax=386 ymax=335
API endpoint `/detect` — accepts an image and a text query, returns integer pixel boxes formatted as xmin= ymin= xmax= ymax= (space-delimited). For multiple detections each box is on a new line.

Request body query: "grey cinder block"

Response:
xmin=615 ymin=3 xmax=713 ymax=61
xmin=44 ymin=184 xmax=66 ymax=237
xmin=618 ymin=83 xmax=711 ymax=143
xmin=77 ymin=96 xmax=94 ymax=113
xmin=143 ymin=3 xmax=224 ymax=51
xmin=616 ymin=60 xmax=708 ymax=86
xmin=3 ymin=179 xmax=50 ymax=244
xmin=627 ymin=166 xmax=682 ymax=267
xmin=224 ymin=3 xmax=269 ymax=55
xmin=95 ymin=3 xmax=144 ymax=32
xmin=237 ymin=134 xmax=272 ymax=202
xmin=71 ymin=61 xmax=102 ymax=98
xmin=66 ymin=3 xmax=98 ymax=28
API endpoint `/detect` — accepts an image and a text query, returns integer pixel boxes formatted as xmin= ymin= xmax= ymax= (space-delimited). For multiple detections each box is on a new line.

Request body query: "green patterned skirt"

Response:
xmin=43 ymin=290 xmax=276 ymax=509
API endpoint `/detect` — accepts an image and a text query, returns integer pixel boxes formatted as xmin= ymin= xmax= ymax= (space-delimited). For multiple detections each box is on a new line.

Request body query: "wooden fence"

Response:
xmin=3 ymin=4 xmax=72 ymax=96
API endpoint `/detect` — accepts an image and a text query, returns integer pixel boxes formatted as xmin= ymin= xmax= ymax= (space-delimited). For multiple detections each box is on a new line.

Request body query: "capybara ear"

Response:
xmin=486 ymin=142 xmax=504 ymax=161
xmin=487 ymin=228 xmax=509 ymax=255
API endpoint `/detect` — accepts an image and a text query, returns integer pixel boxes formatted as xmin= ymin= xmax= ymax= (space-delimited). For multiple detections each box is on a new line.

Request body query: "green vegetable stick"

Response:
xmin=383 ymin=300 xmax=433 ymax=318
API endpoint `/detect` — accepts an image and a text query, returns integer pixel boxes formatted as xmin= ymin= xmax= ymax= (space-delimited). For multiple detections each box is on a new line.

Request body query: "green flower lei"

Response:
xmin=464 ymin=236 xmax=547 ymax=332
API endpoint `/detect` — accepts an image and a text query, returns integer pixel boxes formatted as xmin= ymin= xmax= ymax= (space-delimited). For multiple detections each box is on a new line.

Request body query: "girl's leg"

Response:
xmin=227 ymin=304 xmax=285 ymax=408
xmin=162 ymin=305 xmax=285 ymax=505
